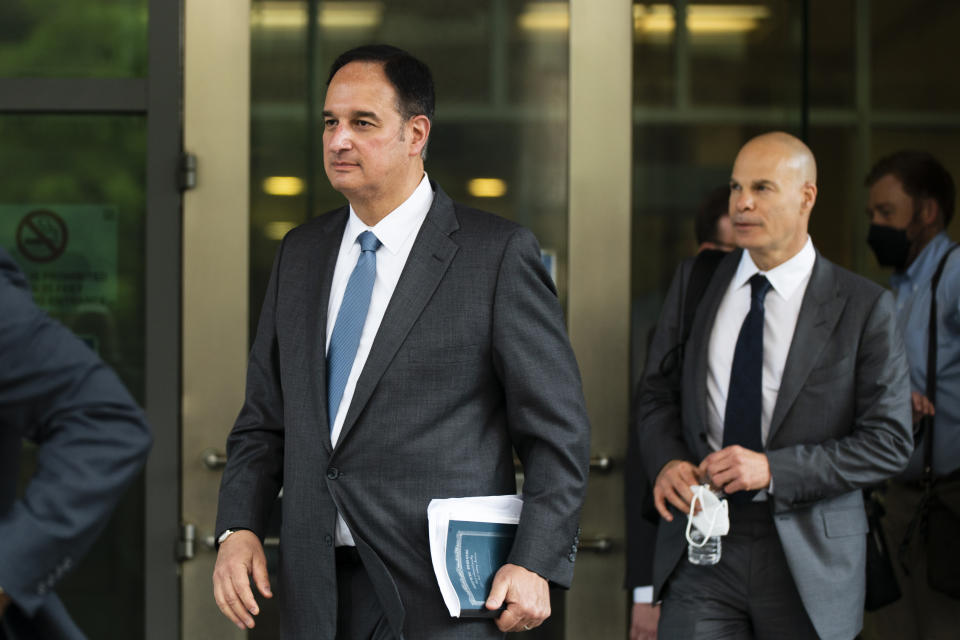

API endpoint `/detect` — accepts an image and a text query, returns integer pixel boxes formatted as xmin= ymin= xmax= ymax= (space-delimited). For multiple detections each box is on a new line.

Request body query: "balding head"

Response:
xmin=729 ymin=131 xmax=819 ymax=270
xmin=741 ymin=131 xmax=818 ymax=186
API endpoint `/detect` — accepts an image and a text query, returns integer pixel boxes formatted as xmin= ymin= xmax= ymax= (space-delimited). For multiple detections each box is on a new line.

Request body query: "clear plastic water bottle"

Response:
xmin=687 ymin=527 xmax=721 ymax=565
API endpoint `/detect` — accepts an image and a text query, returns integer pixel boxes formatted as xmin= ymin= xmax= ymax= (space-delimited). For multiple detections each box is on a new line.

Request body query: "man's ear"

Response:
xmin=800 ymin=181 xmax=818 ymax=215
xmin=407 ymin=115 xmax=431 ymax=158
xmin=918 ymin=196 xmax=942 ymax=228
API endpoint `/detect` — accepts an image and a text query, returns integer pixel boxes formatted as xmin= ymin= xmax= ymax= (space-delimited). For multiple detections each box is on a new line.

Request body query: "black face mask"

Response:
xmin=867 ymin=224 xmax=910 ymax=270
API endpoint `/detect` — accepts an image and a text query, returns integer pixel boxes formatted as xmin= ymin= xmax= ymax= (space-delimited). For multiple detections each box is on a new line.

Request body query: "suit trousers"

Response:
xmin=861 ymin=480 xmax=960 ymax=640
xmin=0 ymin=597 xmax=86 ymax=640
xmin=336 ymin=547 xmax=395 ymax=640
xmin=658 ymin=503 xmax=819 ymax=640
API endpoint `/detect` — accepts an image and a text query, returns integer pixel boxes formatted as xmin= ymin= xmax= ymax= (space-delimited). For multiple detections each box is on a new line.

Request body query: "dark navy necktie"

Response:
xmin=723 ymin=274 xmax=772 ymax=500
xmin=327 ymin=230 xmax=381 ymax=431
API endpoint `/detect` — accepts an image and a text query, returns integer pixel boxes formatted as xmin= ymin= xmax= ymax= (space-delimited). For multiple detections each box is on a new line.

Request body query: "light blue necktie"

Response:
xmin=327 ymin=230 xmax=381 ymax=431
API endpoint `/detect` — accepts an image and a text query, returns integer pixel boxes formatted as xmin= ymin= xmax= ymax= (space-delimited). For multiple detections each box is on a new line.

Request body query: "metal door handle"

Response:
xmin=201 ymin=448 xmax=227 ymax=470
xmin=577 ymin=536 xmax=613 ymax=553
xmin=589 ymin=455 xmax=613 ymax=472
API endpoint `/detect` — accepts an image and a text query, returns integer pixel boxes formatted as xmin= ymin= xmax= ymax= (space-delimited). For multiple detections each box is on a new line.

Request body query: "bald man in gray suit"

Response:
xmin=638 ymin=132 xmax=912 ymax=640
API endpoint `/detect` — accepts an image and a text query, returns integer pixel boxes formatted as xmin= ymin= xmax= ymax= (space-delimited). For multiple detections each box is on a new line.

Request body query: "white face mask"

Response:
xmin=685 ymin=484 xmax=730 ymax=546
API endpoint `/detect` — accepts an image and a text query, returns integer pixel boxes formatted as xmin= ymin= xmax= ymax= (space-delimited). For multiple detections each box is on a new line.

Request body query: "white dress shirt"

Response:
xmin=326 ymin=173 xmax=433 ymax=546
xmin=705 ymin=238 xmax=816 ymax=464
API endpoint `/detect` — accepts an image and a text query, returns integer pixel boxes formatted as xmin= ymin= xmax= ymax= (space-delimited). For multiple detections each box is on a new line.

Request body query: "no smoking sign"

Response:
xmin=1 ymin=204 xmax=118 ymax=313
xmin=16 ymin=209 xmax=69 ymax=263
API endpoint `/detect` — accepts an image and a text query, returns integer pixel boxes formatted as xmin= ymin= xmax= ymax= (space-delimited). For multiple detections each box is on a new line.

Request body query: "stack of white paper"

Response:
xmin=427 ymin=494 xmax=524 ymax=617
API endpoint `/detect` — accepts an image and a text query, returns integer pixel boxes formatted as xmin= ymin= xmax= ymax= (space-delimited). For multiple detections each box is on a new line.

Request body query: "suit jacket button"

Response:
xmin=699 ymin=432 xmax=708 ymax=442
xmin=324 ymin=534 xmax=333 ymax=546
xmin=326 ymin=467 xmax=340 ymax=480
xmin=568 ymin=553 xmax=576 ymax=562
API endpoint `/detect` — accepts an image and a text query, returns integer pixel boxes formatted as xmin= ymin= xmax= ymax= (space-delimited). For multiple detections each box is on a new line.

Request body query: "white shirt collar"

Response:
xmin=732 ymin=236 xmax=816 ymax=302
xmin=344 ymin=173 xmax=434 ymax=256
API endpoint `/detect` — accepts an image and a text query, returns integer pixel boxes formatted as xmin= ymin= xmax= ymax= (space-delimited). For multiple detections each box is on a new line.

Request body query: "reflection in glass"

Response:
xmin=687 ymin=1 xmax=801 ymax=107
xmin=808 ymin=0 xmax=854 ymax=108
xmin=250 ymin=0 xmax=571 ymax=338
xmin=630 ymin=0 xmax=960 ymax=380
xmin=0 ymin=115 xmax=146 ymax=639
xmin=0 ymin=0 xmax=148 ymax=78
xmin=633 ymin=3 xmax=676 ymax=106
xmin=871 ymin=1 xmax=960 ymax=111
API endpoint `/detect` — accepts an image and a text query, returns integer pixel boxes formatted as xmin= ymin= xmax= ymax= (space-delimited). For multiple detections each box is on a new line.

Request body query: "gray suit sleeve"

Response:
xmin=0 ymin=251 xmax=151 ymax=616
xmin=766 ymin=289 xmax=913 ymax=511
xmin=215 ymin=242 xmax=287 ymax=539
xmin=491 ymin=227 xmax=591 ymax=589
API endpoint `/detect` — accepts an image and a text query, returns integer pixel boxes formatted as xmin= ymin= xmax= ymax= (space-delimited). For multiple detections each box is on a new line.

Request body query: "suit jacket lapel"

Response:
xmin=690 ymin=250 xmax=740 ymax=457
xmin=768 ymin=254 xmax=847 ymax=442
xmin=305 ymin=208 xmax=348 ymax=454
xmin=336 ymin=184 xmax=460 ymax=447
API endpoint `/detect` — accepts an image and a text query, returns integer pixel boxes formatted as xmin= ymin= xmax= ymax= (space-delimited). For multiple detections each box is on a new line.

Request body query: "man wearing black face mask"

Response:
xmin=862 ymin=150 xmax=960 ymax=640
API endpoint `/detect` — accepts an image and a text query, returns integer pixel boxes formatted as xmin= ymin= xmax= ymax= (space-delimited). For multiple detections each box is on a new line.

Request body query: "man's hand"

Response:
xmin=212 ymin=530 xmax=272 ymax=630
xmin=629 ymin=602 xmax=660 ymax=640
xmin=653 ymin=459 xmax=702 ymax=521
xmin=485 ymin=563 xmax=550 ymax=632
xmin=698 ymin=445 xmax=770 ymax=495
xmin=912 ymin=391 xmax=935 ymax=424
xmin=0 ymin=591 xmax=11 ymax=619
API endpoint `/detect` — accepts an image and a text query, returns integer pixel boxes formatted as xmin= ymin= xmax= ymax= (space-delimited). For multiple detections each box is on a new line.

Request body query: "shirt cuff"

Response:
xmin=633 ymin=586 xmax=654 ymax=603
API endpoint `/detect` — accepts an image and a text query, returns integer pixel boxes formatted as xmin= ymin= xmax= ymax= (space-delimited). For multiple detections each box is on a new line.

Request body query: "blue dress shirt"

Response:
xmin=891 ymin=232 xmax=960 ymax=479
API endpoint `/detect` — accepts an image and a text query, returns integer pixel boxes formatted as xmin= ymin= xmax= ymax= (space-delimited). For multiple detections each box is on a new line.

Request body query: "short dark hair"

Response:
xmin=694 ymin=185 xmax=731 ymax=246
xmin=327 ymin=44 xmax=435 ymax=124
xmin=865 ymin=150 xmax=956 ymax=226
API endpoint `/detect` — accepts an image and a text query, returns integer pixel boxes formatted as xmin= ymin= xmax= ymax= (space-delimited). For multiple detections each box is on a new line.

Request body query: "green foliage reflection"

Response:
xmin=0 ymin=0 xmax=147 ymax=77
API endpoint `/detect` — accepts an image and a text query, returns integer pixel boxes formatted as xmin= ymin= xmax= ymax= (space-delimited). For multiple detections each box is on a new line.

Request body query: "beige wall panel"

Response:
xmin=567 ymin=0 xmax=633 ymax=638
xmin=182 ymin=0 xmax=250 ymax=637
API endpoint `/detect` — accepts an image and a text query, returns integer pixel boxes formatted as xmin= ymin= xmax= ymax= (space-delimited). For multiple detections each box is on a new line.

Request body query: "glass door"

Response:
xmin=184 ymin=1 xmax=632 ymax=638
xmin=0 ymin=0 xmax=182 ymax=638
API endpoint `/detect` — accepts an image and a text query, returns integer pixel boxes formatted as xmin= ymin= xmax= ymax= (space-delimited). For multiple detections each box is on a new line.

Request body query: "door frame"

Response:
xmin=145 ymin=0 xmax=185 ymax=637
xmin=180 ymin=0 xmax=250 ymax=637
xmin=566 ymin=0 xmax=633 ymax=637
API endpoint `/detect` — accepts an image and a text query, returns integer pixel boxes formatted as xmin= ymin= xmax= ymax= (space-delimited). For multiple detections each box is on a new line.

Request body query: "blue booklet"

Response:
xmin=445 ymin=520 xmax=518 ymax=618
xmin=428 ymin=494 xmax=523 ymax=617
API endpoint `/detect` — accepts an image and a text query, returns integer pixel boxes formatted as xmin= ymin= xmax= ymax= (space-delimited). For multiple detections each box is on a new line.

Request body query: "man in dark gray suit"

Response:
xmin=212 ymin=45 xmax=590 ymax=639
xmin=638 ymin=132 xmax=913 ymax=639
xmin=0 ymin=246 xmax=151 ymax=639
